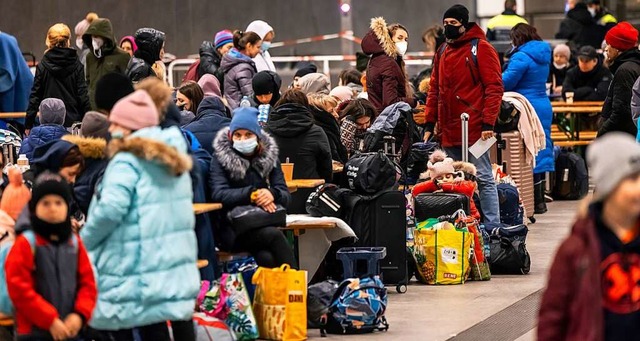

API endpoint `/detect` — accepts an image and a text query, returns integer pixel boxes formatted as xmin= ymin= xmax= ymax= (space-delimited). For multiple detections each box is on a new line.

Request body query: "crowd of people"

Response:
xmin=0 ymin=1 xmax=639 ymax=340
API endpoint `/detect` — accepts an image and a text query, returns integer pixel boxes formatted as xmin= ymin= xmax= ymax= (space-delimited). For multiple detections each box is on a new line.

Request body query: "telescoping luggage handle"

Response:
xmin=461 ymin=113 xmax=469 ymax=163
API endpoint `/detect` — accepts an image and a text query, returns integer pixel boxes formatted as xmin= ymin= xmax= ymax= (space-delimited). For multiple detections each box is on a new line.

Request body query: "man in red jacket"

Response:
xmin=425 ymin=4 xmax=504 ymax=224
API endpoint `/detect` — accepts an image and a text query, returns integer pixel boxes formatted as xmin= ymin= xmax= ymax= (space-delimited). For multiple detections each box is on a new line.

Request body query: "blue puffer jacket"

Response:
xmin=80 ymin=126 xmax=198 ymax=330
xmin=503 ymin=40 xmax=554 ymax=173
xmin=209 ymin=127 xmax=291 ymax=250
xmin=184 ymin=96 xmax=230 ymax=155
xmin=19 ymin=124 xmax=68 ymax=161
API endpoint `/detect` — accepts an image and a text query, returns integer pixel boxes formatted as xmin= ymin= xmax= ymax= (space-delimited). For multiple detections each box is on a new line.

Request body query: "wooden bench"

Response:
xmin=554 ymin=140 xmax=592 ymax=148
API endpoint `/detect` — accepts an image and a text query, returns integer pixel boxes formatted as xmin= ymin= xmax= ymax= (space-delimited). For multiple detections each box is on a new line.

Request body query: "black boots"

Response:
xmin=534 ymin=180 xmax=548 ymax=214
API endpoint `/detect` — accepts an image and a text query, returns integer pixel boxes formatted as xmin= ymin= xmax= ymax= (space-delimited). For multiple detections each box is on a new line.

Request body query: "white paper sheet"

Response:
xmin=469 ymin=136 xmax=497 ymax=159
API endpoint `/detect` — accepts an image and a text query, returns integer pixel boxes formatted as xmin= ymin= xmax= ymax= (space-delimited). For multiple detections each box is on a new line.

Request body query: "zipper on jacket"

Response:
xmin=466 ymin=57 xmax=478 ymax=86
xmin=456 ymin=95 xmax=481 ymax=114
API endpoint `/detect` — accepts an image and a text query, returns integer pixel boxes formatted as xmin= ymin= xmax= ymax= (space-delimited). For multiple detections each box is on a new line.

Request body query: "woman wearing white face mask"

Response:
xmin=246 ymin=20 xmax=277 ymax=72
xmin=547 ymin=43 xmax=572 ymax=96
xmin=361 ymin=17 xmax=417 ymax=115
xmin=209 ymin=107 xmax=296 ymax=268
xmin=74 ymin=12 xmax=98 ymax=68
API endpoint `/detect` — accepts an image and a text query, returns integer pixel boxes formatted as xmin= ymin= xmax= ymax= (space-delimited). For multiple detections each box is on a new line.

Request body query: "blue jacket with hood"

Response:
xmin=503 ymin=40 xmax=554 ymax=174
xmin=19 ymin=124 xmax=69 ymax=161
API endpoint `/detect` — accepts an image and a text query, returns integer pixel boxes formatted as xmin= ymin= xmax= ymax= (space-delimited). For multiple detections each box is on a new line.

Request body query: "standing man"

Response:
xmin=425 ymin=4 xmax=504 ymax=224
xmin=486 ymin=0 xmax=529 ymax=41
xmin=597 ymin=22 xmax=640 ymax=138
xmin=82 ymin=18 xmax=130 ymax=109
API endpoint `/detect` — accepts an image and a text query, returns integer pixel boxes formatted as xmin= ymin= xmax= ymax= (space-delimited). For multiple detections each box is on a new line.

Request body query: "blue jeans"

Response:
xmin=445 ymin=147 xmax=500 ymax=224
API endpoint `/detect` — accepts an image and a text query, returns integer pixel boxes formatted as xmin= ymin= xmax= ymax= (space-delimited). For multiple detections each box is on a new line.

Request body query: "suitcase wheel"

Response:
xmin=396 ymin=284 xmax=407 ymax=294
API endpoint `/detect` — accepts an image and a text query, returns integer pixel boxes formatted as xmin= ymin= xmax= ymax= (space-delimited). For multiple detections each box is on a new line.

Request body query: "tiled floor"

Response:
xmin=310 ymin=200 xmax=580 ymax=341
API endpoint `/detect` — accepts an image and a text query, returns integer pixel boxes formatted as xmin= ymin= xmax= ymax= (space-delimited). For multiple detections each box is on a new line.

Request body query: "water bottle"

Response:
xmin=240 ymin=96 xmax=251 ymax=108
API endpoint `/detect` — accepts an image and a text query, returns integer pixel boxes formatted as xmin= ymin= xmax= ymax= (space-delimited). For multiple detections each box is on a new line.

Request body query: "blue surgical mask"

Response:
xmin=261 ymin=42 xmax=271 ymax=52
xmin=233 ymin=137 xmax=258 ymax=155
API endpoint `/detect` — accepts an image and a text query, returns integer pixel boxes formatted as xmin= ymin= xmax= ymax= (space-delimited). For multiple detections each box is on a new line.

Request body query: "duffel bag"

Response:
xmin=345 ymin=151 xmax=399 ymax=195
xmin=485 ymin=223 xmax=531 ymax=275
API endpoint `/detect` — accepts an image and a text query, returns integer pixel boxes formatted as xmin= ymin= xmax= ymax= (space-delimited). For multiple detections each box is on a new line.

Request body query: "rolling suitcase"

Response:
xmin=414 ymin=193 xmax=470 ymax=222
xmin=343 ymin=190 xmax=408 ymax=293
xmin=490 ymin=131 xmax=535 ymax=222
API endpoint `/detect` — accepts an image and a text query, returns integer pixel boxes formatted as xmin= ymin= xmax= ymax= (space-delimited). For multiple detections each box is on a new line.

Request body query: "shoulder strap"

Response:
xmin=21 ymin=230 xmax=37 ymax=255
xmin=437 ymin=43 xmax=447 ymax=59
xmin=470 ymin=38 xmax=479 ymax=67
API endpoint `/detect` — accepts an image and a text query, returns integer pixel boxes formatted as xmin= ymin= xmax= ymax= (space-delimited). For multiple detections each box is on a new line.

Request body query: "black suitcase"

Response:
xmin=413 ymin=192 xmax=470 ymax=222
xmin=343 ymin=190 xmax=408 ymax=293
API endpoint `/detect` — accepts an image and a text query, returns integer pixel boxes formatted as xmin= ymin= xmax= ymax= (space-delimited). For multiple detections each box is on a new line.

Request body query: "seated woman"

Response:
xmin=209 ymin=107 xmax=296 ymax=268
xmin=339 ymin=98 xmax=377 ymax=158
xmin=412 ymin=150 xmax=481 ymax=221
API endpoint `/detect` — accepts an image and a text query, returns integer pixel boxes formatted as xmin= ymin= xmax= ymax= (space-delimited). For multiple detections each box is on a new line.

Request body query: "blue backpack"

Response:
xmin=497 ymin=183 xmax=524 ymax=226
xmin=324 ymin=276 xmax=389 ymax=335
xmin=0 ymin=230 xmax=78 ymax=316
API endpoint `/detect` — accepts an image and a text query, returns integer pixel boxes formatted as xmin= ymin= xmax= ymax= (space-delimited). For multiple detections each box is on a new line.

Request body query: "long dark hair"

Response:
xmin=340 ymin=98 xmax=376 ymax=121
xmin=178 ymin=81 xmax=204 ymax=112
xmin=510 ymin=23 xmax=542 ymax=48
xmin=274 ymin=89 xmax=309 ymax=108
xmin=233 ymin=30 xmax=261 ymax=51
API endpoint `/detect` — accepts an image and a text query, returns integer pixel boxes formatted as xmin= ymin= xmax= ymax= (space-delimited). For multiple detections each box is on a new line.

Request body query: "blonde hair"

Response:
xmin=419 ymin=77 xmax=431 ymax=94
xmin=307 ymin=93 xmax=339 ymax=113
xmin=134 ymin=78 xmax=172 ymax=120
xmin=46 ymin=23 xmax=71 ymax=50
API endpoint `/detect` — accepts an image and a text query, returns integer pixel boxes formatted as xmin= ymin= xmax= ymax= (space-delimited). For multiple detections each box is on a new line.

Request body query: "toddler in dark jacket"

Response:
xmin=20 ymin=98 xmax=69 ymax=162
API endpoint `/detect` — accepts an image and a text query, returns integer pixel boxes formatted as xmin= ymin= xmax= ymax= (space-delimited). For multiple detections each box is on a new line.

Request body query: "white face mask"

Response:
xmin=92 ymin=37 xmax=104 ymax=58
xmin=76 ymin=38 xmax=84 ymax=50
xmin=588 ymin=7 xmax=597 ymax=17
xmin=553 ymin=62 xmax=568 ymax=69
xmin=395 ymin=41 xmax=408 ymax=56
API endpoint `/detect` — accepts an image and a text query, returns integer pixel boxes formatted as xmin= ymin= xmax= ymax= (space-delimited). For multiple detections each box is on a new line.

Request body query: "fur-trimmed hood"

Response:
xmin=107 ymin=127 xmax=192 ymax=176
xmin=361 ymin=17 xmax=397 ymax=58
xmin=213 ymin=126 xmax=279 ymax=181
xmin=62 ymin=135 xmax=107 ymax=160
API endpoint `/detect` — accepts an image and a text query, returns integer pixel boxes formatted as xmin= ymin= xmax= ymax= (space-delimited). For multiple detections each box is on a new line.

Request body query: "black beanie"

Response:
xmin=29 ymin=172 xmax=73 ymax=213
xmin=443 ymin=4 xmax=469 ymax=26
xmin=294 ymin=64 xmax=318 ymax=78
xmin=95 ymin=72 xmax=135 ymax=112
xmin=252 ymin=71 xmax=281 ymax=96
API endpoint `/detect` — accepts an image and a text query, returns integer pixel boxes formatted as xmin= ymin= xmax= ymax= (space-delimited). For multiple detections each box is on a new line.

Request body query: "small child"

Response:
xmin=20 ymin=98 xmax=69 ymax=161
xmin=412 ymin=150 xmax=481 ymax=221
xmin=5 ymin=172 xmax=96 ymax=341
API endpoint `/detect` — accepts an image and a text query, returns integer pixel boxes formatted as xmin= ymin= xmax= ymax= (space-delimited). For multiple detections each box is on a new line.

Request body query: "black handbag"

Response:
xmin=413 ymin=192 xmax=470 ymax=222
xmin=227 ymin=204 xmax=287 ymax=235
xmin=486 ymin=224 xmax=531 ymax=274
xmin=494 ymin=100 xmax=521 ymax=133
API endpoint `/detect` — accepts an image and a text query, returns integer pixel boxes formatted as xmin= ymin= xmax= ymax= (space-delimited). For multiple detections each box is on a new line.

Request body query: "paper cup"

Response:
xmin=282 ymin=163 xmax=294 ymax=181
xmin=566 ymin=92 xmax=574 ymax=104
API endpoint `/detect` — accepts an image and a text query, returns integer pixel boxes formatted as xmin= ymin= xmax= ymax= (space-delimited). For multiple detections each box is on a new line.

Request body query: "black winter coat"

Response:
xmin=26 ymin=47 xmax=91 ymax=128
xmin=209 ymin=127 xmax=290 ymax=250
xmin=562 ymin=60 xmax=612 ymax=101
xmin=184 ymin=96 xmax=231 ymax=154
xmin=309 ymin=106 xmax=348 ymax=164
xmin=197 ymin=41 xmax=225 ymax=93
xmin=266 ymin=103 xmax=333 ymax=182
xmin=555 ymin=3 xmax=604 ymax=49
xmin=598 ymin=49 xmax=640 ymax=138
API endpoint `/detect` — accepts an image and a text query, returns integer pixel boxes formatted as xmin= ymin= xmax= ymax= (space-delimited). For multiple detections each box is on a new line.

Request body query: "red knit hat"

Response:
xmin=605 ymin=22 xmax=639 ymax=51
xmin=0 ymin=167 xmax=31 ymax=221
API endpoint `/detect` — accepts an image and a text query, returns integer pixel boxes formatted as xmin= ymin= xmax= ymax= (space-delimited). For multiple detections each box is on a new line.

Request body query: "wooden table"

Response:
xmin=193 ymin=203 xmax=222 ymax=214
xmin=0 ymin=112 xmax=26 ymax=119
xmin=552 ymin=105 xmax=602 ymax=141
xmin=551 ymin=101 xmax=604 ymax=107
xmin=286 ymin=179 xmax=325 ymax=189
xmin=281 ymin=219 xmax=338 ymax=261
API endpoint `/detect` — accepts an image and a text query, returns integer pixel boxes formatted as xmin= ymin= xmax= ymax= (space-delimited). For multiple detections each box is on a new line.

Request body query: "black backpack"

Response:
xmin=307 ymin=280 xmax=340 ymax=330
xmin=497 ymin=183 xmax=524 ymax=225
xmin=494 ymin=100 xmax=521 ymax=133
xmin=306 ymin=184 xmax=351 ymax=218
xmin=345 ymin=151 xmax=399 ymax=195
xmin=553 ymin=149 xmax=589 ymax=200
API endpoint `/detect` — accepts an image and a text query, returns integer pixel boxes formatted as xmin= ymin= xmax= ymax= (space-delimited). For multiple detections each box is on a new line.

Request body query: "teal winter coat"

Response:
xmin=80 ymin=126 xmax=198 ymax=330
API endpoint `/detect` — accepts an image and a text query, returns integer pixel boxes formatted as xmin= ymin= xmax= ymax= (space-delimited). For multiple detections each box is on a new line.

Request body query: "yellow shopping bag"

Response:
xmin=414 ymin=229 xmax=472 ymax=285
xmin=252 ymin=264 xmax=308 ymax=341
